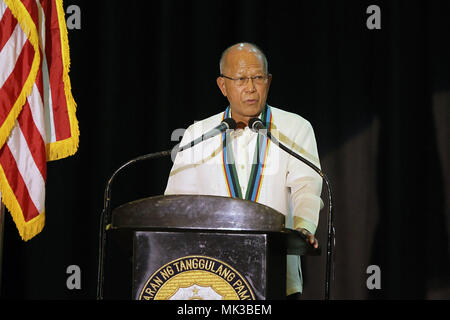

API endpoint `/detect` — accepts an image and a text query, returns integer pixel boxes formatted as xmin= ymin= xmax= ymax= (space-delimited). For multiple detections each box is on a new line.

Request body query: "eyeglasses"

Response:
xmin=220 ymin=74 xmax=269 ymax=86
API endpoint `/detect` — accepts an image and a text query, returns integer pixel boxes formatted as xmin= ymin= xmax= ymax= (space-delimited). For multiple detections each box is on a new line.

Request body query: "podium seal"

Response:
xmin=139 ymin=255 xmax=255 ymax=300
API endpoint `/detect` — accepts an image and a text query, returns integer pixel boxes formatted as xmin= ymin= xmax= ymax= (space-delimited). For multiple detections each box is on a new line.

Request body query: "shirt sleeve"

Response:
xmin=285 ymin=120 xmax=323 ymax=235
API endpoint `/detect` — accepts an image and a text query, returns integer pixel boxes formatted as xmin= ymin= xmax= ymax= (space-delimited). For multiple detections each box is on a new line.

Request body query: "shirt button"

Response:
xmin=241 ymin=165 xmax=245 ymax=169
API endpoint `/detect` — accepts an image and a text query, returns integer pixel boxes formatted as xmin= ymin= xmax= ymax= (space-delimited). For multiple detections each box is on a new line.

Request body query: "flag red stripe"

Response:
xmin=17 ymin=101 xmax=47 ymax=179
xmin=0 ymin=8 xmax=17 ymax=52
xmin=42 ymin=0 xmax=71 ymax=141
xmin=0 ymin=40 xmax=34 ymax=126
xmin=21 ymin=0 xmax=38 ymax=25
xmin=0 ymin=144 xmax=40 ymax=222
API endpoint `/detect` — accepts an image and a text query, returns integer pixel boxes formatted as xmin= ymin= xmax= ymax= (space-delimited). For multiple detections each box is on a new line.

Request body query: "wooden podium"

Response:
xmin=103 ymin=194 xmax=320 ymax=300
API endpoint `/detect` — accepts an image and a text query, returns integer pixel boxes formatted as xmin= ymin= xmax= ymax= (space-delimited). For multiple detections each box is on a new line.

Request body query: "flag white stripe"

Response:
xmin=0 ymin=23 xmax=28 ymax=88
xmin=36 ymin=0 xmax=46 ymax=51
xmin=27 ymin=83 xmax=47 ymax=142
xmin=42 ymin=55 xmax=56 ymax=143
xmin=0 ymin=1 xmax=7 ymax=21
xmin=36 ymin=0 xmax=56 ymax=144
xmin=6 ymin=122 xmax=46 ymax=213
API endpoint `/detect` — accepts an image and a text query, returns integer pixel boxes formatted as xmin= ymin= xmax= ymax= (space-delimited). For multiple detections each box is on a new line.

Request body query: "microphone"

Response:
xmin=248 ymin=117 xmax=335 ymax=300
xmin=177 ymin=118 xmax=236 ymax=152
xmin=249 ymin=118 xmax=322 ymax=176
xmin=249 ymin=117 xmax=266 ymax=132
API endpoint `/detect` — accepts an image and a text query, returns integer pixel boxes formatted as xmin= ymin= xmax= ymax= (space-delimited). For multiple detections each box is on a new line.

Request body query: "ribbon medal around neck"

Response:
xmin=221 ymin=105 xmax=272 ymax=202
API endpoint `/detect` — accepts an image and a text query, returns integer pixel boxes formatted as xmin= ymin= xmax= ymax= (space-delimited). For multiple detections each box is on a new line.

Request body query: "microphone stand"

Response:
xmin=260 ymin=129 xmax=335 ymax=300
xmin=96 ymin=150 xmax=171 ymax=300
xmin=96 ymin=120 xmax=234 ymax=299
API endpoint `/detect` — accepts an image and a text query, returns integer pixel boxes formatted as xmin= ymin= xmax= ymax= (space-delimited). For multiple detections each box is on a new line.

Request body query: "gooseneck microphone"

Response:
xmin=177 ymin=118 xmax=237 ymax=152
xmin=97 ymin=118 xmax=236 ymax=299
xmin=249 ymin=118 xmax=323 ymax=177
xmin=248 ymin=117 xmax=335 ymax=300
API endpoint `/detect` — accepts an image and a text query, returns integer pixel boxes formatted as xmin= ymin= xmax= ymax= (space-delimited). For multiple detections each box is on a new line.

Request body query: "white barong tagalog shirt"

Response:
xmin=165 ymin=105 xmax=323 ymax=295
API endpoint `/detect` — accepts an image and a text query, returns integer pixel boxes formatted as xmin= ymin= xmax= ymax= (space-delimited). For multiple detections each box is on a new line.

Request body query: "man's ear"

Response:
xmin=216 ymin=76 xmax=227 ymax=97
xmin=267 ymin=74 xmax=272 ymax=90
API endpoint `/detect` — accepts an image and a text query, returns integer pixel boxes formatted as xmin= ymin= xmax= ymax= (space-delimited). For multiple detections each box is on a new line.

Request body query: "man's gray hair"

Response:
xmin=219 ymin=42 xmax=269 ymax=74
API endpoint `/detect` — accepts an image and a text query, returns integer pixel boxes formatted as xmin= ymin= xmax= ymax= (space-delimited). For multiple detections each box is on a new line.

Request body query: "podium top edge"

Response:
xmin=111 ymin=194 xmax=286 ymax=232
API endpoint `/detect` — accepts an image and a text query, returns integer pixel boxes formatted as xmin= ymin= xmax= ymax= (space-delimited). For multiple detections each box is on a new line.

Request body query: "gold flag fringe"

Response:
xmin=46 ymin=0 xmax=80 ymax=161
xmin=0 ymin=166 xmax=45 ymax=241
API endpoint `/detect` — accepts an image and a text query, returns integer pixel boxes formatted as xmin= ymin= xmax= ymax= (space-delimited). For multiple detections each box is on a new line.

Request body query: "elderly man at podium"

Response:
xmin=165 ymin=42 xmax=323 ymax=300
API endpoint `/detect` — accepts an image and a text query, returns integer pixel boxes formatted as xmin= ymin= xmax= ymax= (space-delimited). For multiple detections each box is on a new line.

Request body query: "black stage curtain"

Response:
xmin=1 ymin=0 xmax=449 ymax=299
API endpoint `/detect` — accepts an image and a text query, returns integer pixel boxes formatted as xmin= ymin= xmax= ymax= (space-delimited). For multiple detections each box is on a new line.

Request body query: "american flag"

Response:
xmin=0 ymin=0 xmax=79 ymax=241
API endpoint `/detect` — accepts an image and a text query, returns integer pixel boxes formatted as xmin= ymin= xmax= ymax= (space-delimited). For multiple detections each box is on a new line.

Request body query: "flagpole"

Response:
xmin=0 ymin=195 xmax=5 ymax=292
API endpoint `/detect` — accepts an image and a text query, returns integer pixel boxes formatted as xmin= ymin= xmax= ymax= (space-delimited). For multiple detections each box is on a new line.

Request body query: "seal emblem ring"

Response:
xmin=139 ymin=255 xmax=255 ymax=300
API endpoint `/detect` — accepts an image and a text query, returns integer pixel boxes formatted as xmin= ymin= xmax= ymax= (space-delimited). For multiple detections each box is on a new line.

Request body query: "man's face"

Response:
xmin=217 ymin=49 xmax=272 ymax=125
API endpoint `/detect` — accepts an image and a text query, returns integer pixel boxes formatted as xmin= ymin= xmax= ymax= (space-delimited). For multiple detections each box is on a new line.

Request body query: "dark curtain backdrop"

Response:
xmin=1 ymin=0 xmax=449 ymax=299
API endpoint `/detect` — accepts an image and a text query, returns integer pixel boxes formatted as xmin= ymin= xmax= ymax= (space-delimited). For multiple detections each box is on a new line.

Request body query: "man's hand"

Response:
xmin=297 ymin=228 xmax=319 ymax=249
